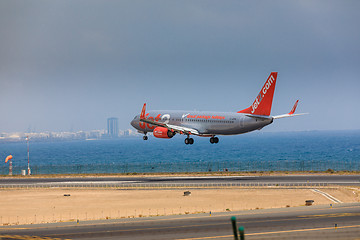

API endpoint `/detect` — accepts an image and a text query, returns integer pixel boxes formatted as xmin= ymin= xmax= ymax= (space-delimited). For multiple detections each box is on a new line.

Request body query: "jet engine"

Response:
xmin=153 ymin=127 xmax=175 ymax=139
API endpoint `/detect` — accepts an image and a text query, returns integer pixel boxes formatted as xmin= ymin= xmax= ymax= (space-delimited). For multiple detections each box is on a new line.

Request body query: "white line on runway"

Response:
xmin=38 ymin=181 xmax=140 ymax=184
xmin=311 ymin=189 xmax=343 ymax=203
xmin=155 ymin=176 xmax=257 ymax=179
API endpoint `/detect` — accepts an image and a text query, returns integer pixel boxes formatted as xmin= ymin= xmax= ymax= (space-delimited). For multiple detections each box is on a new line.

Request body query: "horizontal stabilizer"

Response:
xmin=273 ymin=112 xmax=309 ymax=119
xmin=273 ymin=100 xmax=308 ymax=119
xmin=245 ymin=114 xmax=273 ymax=120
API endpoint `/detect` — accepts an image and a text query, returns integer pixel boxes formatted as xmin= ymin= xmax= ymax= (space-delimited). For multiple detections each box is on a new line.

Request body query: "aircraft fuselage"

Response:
xmin=131 ymin=110 xmax=273 ymax=136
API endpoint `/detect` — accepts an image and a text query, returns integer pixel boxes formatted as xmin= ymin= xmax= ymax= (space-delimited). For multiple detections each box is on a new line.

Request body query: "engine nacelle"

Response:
xmin=153 ymin=127 xmax=175 ymax=139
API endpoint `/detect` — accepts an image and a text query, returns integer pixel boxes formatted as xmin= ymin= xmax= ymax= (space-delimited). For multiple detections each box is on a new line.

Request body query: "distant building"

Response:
xmin=88 ymin=130 xmax=102 ymax=139
xmin=107 ymin=117 xmax=119 ymax=138
xmin=75 ymin=131 xmax=87 ymax=140
xmin=124 ymin=129 xmax=131 ymax=136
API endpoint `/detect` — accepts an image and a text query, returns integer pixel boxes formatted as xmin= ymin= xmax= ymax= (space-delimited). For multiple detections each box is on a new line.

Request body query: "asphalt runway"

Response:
xmin=1 ymin=203 xmax=360 ymax=240
xmin=1 ymin=175 xmax=360 ymax=239
xmin=1 ymin=175 xmax=360 ymax=186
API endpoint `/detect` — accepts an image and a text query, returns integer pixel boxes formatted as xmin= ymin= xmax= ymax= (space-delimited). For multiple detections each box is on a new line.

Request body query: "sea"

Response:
xmin=1 ymin=130 xmax=360 ymax=175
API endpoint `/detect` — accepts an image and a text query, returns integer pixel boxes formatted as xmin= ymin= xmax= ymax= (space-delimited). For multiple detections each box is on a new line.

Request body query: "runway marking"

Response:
xmin=311 ymin=189 xmax=343 ymax=203
xmin=298 ymin=212 xmax=360 ymax=218
xmin=176 ymin=224 xmax=360 ymax=239
xmin=156 ymin=176 xmax=257 ymax=179
xmin=0 ymin=235 xmax=71 ymax=240
xmin=39 ymin=181 xmax=140 ymax=184
xmin=44 ymin=223 xmax=227 ymax=238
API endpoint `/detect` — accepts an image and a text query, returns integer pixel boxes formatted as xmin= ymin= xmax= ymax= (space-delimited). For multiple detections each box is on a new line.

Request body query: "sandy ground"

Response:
xmin=0 ymin=187 xmax=359 ymax=225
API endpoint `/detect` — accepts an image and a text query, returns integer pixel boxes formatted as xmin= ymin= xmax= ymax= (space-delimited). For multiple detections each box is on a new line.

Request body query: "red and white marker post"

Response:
xmin=5 ymin=155 xmax=13 ymax=176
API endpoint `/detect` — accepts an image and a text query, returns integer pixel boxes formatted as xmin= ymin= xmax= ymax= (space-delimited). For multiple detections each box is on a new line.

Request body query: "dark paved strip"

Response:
xmin=1 ymin=203 xmax=360 ymax=240
xmin=1 ymin=175 xmax=360 ymax=186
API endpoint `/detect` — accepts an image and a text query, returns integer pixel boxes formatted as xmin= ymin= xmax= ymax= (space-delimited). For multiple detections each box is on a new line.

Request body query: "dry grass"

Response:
xmin=0 ymin=186 xmax=358 ymax=225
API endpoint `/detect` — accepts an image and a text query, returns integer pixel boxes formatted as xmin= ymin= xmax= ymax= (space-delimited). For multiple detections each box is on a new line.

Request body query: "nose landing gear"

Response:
xmin=210 ymin=136 xmax=219 ymax=144
xmin=143 ymin=133 xmax=148 ymax=140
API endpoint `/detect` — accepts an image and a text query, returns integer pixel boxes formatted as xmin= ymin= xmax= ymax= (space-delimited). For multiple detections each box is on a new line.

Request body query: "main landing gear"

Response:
xmin=184 ymin=137 xmax=194 ymax=145
xmin=210 ymin=136 xmax=219 ymax=144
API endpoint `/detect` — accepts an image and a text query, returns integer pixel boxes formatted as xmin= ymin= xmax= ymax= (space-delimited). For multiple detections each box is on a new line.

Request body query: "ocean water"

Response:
xmin=1 ymin=130 xmax=360 ymax=174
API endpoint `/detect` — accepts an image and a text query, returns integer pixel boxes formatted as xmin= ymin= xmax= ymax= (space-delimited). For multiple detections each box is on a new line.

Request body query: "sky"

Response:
xmin=0 ymin=0 xmax=359 ymax=133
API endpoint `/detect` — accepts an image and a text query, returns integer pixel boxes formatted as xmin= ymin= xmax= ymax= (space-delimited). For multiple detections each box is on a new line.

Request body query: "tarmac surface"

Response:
xmin=1 ymin=175 xmax=360 ymax=186
xmin=1 ymin=203 xmax=360 ymax=240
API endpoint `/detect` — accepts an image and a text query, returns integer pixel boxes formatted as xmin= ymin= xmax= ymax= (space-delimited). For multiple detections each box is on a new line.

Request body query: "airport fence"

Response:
xmin=1 ymin=159 xmax=360 ymax=175
xmin=0 ymin=182 xmax=331 ymax=189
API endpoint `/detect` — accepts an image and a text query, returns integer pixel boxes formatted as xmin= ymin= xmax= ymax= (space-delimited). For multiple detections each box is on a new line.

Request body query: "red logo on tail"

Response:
xmin=238 ymin=72 xmax=277 ymax=116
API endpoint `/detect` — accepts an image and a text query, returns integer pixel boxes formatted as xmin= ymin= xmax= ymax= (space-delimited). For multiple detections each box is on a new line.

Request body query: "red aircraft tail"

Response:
xmin=238 ymin=72 xmax=277 ymax=116
xmin=140 ymin=103 xmax=146 ymax=119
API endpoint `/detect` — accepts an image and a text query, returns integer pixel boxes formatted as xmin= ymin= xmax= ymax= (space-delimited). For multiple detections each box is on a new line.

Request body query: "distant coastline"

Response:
xmin=0 ymin=129 xmax=359 ymax=143
xmin=0 ymin=129 xmax=140 ymax=143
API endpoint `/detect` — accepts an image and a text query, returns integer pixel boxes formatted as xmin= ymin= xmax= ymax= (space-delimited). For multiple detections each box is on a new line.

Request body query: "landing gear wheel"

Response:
xmin=143 ymin=135 xmax=148 ymax=140
xmin=185 ymin=137 xmax=194 ymax=145
xmin=210 ymin=137 xmax=219 ymax=144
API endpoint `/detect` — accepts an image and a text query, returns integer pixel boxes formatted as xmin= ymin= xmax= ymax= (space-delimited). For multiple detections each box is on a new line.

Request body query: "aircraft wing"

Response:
xmin=166 ymin=124 xmax=200 ymax=135
xmin=139 ymin=103 xmax=200 ymax=136
xmin=273 ymin=100 xmax=309 ymax=119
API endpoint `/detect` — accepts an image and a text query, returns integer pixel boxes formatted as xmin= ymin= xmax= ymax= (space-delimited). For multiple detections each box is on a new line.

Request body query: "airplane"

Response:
xmin=130 ymin=72 xmax=306 ymax=145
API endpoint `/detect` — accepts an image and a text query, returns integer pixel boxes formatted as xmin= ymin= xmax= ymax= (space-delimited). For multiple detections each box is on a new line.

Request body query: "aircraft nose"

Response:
xmin=130 ymin=117 xmax=137 ymax=128
xmin=130 ymin=119 xmax=135 ymax=127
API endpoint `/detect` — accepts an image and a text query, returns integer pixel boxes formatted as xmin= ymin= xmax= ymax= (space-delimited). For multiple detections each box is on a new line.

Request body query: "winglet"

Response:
xmin=289 ymin=100 xmax=299 ymax=115
xmin=140 ymin=103 xmax=146 ymax=119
